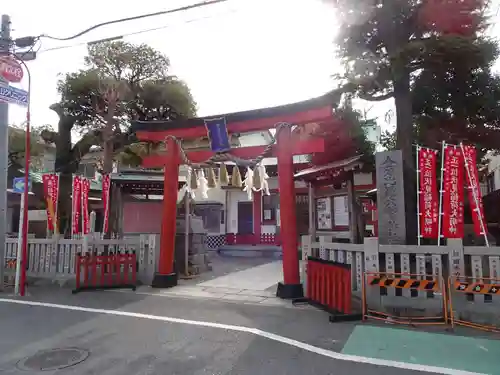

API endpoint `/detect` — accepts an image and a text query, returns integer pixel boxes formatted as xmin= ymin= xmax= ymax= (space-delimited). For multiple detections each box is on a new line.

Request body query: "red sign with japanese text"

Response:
xmin=462 ymin=144 xmax=487 ymax=236
xmin=81 ymin=178 xmax=91 ymax=234
xmin=0 ymin=57 xmax=23 ymax=83
xmin=72 ymin=176 xmax=82 ymax=235
xmin=102 ymin=174 xmax=111 ymax=233
xmin=42 ymin=174 xmax=59 ymax=232
xmin=442 ymin=146 xmax=465 ymax=238
xmin=418 ymin=148 xmax=439 ymax=238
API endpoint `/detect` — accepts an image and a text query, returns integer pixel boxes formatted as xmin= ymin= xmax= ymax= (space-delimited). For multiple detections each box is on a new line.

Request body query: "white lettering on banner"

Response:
xmin=443 ymin=147 xmax=464 ymax=236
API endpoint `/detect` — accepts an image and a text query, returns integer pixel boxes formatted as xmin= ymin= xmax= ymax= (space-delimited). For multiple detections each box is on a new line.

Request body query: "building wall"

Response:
xmin=487 ymin=154 xmax=500 ymax=194
xmin=122 ymin=187 xmax=227 ymax=235
xmin=123 ymin=201 xmax=163 ymax=234
xmin=354 ymin=172 xmax=373 ymax=187
xmin=121 ymin=170 xmax=376 ymax=242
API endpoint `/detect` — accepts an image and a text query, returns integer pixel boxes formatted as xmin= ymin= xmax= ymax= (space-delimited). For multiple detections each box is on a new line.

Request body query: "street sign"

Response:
xmin=0 ymin=83 xmax=28 ymax=107
xmin=0 ymin=57 xmax=23 ymax=83
xmin=12 ymin=177 xmax=31 ymax=194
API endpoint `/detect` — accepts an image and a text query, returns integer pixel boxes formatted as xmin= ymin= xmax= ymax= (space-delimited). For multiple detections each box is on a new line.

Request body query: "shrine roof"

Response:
xmin=294 ymin=155 xmax=364 ymax=181
xmin=111 ymin=171 xmax=186 ymax=195
xmin=130 ymin=93 xmax=334 ymax=133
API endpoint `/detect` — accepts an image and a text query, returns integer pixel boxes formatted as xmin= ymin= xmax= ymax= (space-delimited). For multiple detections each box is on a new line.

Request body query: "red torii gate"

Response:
xmin=132 ymin=95 xmax=334 ymax=298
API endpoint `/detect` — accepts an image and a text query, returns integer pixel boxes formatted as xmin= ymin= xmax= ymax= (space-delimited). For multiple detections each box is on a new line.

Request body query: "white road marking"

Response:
xmin=0 ymin=298 xmax=486 ymax=375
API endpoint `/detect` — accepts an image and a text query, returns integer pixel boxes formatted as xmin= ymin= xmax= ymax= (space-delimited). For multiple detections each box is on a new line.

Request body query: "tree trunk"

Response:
xmin=57 ymin=172 xmax=73 ymax=237
xmin=393 ymin=63 xmax=418 ymax=244
xmin=102 ymin=101 xmax=117 ymax=238
xmin=54 ymin=114 xmax=78 ymax=238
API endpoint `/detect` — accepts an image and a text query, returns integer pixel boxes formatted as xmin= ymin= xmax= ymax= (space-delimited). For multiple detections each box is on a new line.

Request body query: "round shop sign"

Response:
xmin=0 ymin=57 xmax=23 ymax=83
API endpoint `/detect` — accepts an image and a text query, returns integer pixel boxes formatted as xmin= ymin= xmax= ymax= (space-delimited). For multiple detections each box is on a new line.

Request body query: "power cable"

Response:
xmin=40 ymin=0 xmax=229 ymax=41
xmin=37 ymin=8 xmax=237 ymax=55
xmin=15 ymin=38 xmax=42 ymax=60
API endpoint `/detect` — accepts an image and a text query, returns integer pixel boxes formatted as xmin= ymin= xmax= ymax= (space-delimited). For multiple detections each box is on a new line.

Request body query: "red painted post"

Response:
xmin=276 ymin=125 xmax=302 ymax=298
xmin=75 ymin=255 xmax=81 ymax=290
xmin=335 ymin=266 xmax=342 ymax=313
xmin=311 ymin=261 xmax=317 ymax=302
xmin=131 ymin=253 xmax=137 ymax=285
xmin=83 ymin=254 xmax=89 ymax=287
xmin=152 ymin=137 xmax=180 ymax=288
xmin=307 ymin=260 xmax=312 ymax=298
xmin=91 ymin=254 xmax=98 ymax=287
xmin=114 ymin=253 xmax=121 ymax=285
xmin=325 ymin=264 xmax=332 ymax=309
xmin=100 ymin=256 xmax=106 ymax=286
xmin=123 ymin=253 xmax=129 ymax=285
xmin=343 ymin=267 xmax=352 ymax=314
xmin=107 ymin=254 xmax=114 ymax=286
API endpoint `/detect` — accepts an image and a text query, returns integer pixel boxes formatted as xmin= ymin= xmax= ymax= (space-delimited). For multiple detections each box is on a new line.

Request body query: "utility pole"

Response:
xmin=0 ymin=14 xmax=11 ymax=291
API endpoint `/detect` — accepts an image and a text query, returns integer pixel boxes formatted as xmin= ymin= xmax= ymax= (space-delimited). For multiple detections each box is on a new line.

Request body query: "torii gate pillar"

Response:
xmin=276 ymin=126 xmax=302 ymax=298
xmin=152 ymin=137 xmax=180 ymax=288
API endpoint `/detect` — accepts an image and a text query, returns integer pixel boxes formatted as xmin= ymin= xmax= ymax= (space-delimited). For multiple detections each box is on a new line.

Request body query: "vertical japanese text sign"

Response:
xmin=375 ymin=150 xmax=406 ymax=244
xmin=102 ymin=174 xmax=111 ymax=233
xmin=462 ymin=145 xmax=487 ymax=236
xmin=418 ymin=148 xmax=439 ymax=238
xmin=81 ymin=178 xmax=91 ymax=234
xmin=442 ymin=146 xmax=465 ymax=238
xmin=72 ymin=175 xmax=82 ymax=235
xmin=42 ymin=174 xmax=59 ymax=232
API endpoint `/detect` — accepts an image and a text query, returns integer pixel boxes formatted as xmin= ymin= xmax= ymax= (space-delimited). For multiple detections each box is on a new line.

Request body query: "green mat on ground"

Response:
xmin=341 ymin=325 xmax=500 ymax=374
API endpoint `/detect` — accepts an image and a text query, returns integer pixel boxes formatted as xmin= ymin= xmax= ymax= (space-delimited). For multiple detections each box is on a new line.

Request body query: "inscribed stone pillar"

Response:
xmin=375 ymin=150 xmax=407 ymax=245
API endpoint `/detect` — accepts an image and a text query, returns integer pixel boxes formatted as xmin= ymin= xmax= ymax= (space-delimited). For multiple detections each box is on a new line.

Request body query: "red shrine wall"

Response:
xmin=123 ymin=201 xmax=163 ymax=234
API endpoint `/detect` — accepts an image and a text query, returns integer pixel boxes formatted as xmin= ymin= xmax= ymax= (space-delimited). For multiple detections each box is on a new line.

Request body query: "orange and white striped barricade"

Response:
xmin=362 ymin=271 xmax=448 ymax=326
xmin=448 ymin=276 xmax=500 ymax=333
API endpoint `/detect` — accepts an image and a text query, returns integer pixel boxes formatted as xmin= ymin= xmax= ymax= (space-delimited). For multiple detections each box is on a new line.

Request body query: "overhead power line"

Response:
xmin=40 ymin=0 xmax=229 ymax=41
xmin=37 ymin=9 xmax=237 ymax=55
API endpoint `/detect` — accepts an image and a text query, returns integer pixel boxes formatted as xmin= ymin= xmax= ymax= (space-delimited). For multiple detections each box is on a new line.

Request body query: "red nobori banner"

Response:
xmin=81 ymin=178 xmax=91 ymax=234
xmin=442 ymin=146 xmax=465 ymax=238
xmin=102 ymin=174 xmax=111 ymax=233
xmin=418 ymin=147 xmax=439 ymax=238
xmin=72 ymin=175 xmax=82 ymax=235
xmin=462 ymin=144 xmax=487 ymax=236
xmin=42 ymin=174 xmax=59 ymax=232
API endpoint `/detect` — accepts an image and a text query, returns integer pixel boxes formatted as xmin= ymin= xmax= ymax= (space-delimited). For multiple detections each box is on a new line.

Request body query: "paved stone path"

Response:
xmin=135 ymin=260 xmax=293 ymax=308
xmin=198 ymin=261 xmax=283 ymax=290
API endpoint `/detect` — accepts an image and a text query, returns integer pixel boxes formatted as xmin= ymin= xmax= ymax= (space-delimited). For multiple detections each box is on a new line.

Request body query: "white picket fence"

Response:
xmin=301 ymin=235 xmax=500 ymax=291
xmin=301 ymin=235 xmax=500 ymax=325
xmin=3 ymin=235 xmax=158 ymax=284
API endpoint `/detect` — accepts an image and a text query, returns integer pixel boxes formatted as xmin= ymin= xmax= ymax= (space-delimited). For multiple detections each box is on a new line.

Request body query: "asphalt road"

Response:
xmin=0 ymin=288 xmax=472 ymax=375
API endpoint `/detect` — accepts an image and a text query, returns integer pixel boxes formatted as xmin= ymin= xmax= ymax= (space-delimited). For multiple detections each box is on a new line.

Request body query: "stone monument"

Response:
xmin=375 ymin=150 xmax=407 ymax=245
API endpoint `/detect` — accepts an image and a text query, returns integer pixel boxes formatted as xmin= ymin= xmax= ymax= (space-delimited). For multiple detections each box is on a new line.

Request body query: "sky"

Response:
xmin=3 ymin=0 xmax=500 ymax=132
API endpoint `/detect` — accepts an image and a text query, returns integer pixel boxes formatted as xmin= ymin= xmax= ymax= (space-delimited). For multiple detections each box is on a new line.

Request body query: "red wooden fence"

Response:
xmin=73 ymin=252 xmax=137 ymax=293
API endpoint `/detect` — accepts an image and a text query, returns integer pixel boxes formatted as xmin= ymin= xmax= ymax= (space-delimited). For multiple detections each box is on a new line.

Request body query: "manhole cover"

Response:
xmin=17 ymin=348 xmax=89 ymax=371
